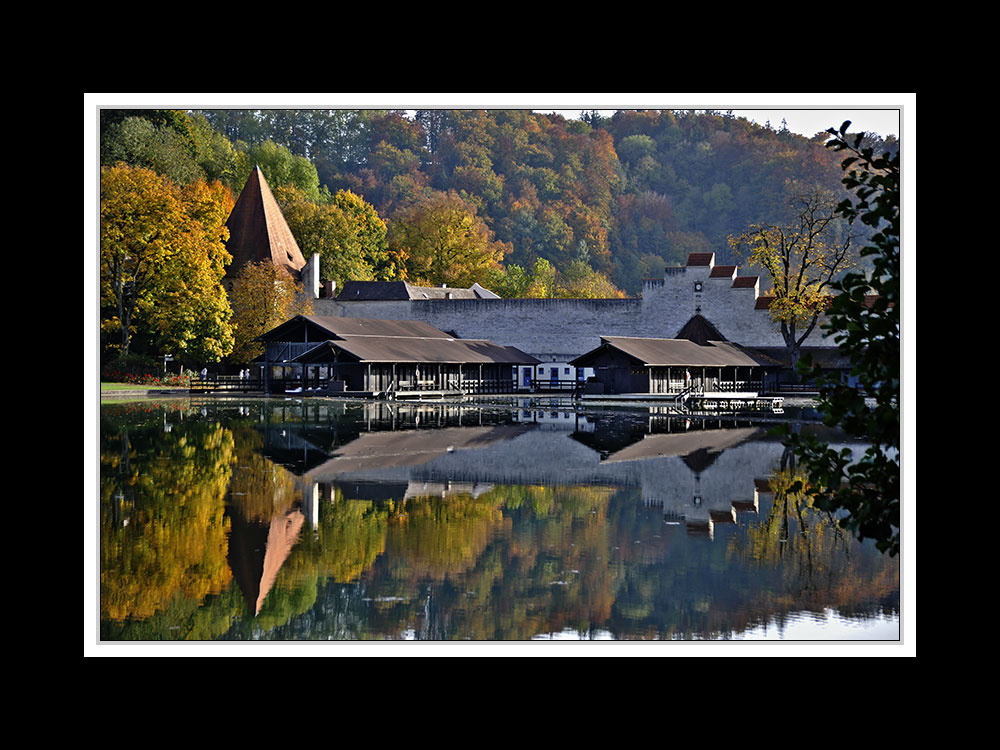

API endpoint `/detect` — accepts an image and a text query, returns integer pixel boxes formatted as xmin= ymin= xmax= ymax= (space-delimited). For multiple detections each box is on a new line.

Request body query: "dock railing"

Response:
xmin=533 ymin=379 xmax=584 ymax=393
xmin=711 ymin=380 xmax=764 ymax=393
xmin=190 ymin=376 xmax=262 ymax=393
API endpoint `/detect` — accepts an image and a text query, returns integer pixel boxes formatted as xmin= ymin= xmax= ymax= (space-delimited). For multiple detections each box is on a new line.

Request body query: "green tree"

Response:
xmin=101 ymin=116 xmax=204 ymax=185
xmin=331 ymin=189 xmax=405 ymax=280
xmin=273 ymin=185 xmax=404 ymax=288
xmin=187 ymin=112 xmax=246 ymax=193
xmin=555 ymin=259 xmax=626 ymax=298
xmin=781 ymin=123 xmax=901 ymax=556
xmin=244 ymin=140 xmax=323 ymax=202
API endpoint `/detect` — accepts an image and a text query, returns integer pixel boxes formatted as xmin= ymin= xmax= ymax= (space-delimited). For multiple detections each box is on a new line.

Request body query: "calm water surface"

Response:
xmin=96 ymin=397 xmax=900 ymax=643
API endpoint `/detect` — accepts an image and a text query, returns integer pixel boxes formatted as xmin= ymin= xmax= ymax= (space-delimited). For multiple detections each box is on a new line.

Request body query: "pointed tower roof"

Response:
xmin=225 ymin=166 xmax=307 ymax=280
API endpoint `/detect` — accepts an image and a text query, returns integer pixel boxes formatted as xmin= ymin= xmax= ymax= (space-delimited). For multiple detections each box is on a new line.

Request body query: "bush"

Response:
xmin=101 ymin=364 xmax=191 ymax=387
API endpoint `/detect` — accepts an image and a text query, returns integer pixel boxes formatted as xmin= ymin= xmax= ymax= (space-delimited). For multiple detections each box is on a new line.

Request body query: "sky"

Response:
xmin=542 ymin=107 xmax=900 ymax=139
xmin=86 ymin=93 xmax=911 ymax=141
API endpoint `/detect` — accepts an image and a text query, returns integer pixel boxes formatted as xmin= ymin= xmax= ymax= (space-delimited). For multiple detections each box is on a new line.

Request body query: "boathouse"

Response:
xmin=570 ymin=335 xmax=771 ymax=397
xmin=257 ymin=315 xmax=539 ymax=396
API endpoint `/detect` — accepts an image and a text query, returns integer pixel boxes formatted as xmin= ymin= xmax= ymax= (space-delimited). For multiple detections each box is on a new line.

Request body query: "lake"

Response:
xmin=95 ymin=396 xmax=900 ymax=646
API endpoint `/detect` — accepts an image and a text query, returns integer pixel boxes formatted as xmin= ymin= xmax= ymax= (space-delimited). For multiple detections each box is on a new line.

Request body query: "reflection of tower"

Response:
xmin=227 ymin=508 xmax=306 ymax=615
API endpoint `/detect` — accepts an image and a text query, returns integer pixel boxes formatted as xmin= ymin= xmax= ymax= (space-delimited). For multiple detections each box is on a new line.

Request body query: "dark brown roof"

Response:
xmin=225 ymin=167 xmax=307 ymax=280
xmin=337 ymin=280 xmax=500 ymax=300
xmin=732 ymin=276 xmax=759 ymax=288
xmin=295 ymin=337 xmax=539 ymax=365
xmin=687 ymin=252 xmax=714 ymax=267
xmin=337 ymin=281 xmax=411 ymax=300
xmin=258 ymin=315 xmax=453 ymax=342
xmin=572 ymin=336 xmax=768 ymax=368
xmin=710 ymin=265 xmax=737 ymax=278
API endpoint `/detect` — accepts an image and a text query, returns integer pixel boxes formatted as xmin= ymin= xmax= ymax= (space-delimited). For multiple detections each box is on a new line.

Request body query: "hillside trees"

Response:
xmin=100 ymin=164 xmax=235 ymax=362
xmin=99 ymin=107 xmax=879 ymax=340
xmin=184 ymin=108 xmax=855 ymax=297
xmin=100 ymin=109 xmax=247 ymax=195
xmin=101 ymin=115 xmax=204 ymax=187
xmin=272 ymin=184 xmax=405 ymax=288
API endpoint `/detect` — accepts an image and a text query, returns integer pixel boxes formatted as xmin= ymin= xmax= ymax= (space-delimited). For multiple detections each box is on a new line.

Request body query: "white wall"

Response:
xmin=310 ymin=254 xmax=831 ymax=360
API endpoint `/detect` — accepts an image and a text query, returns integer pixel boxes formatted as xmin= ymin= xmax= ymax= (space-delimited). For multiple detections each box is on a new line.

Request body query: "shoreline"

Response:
xmin=99 ymin=387 xmax=821 ymax=411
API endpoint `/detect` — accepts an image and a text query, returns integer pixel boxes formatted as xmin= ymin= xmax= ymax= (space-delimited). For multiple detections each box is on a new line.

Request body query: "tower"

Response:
xmin=224 ymin=166 xmax=308 ymax=282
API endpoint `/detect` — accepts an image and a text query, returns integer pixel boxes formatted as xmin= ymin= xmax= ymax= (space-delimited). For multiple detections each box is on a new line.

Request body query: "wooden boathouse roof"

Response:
xmin=259 ymin=314 xmax=539 ymax=366
xmin=294 ymin=336 xmax=539 ymax=366
xmin=257 ymin=315 xmax=454 ymax=343
xmin=571 ymin=336 xmax=769 ymax=368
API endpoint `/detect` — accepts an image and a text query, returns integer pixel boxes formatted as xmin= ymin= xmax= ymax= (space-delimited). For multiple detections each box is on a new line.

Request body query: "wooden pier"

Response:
xmin=580 ymin=389 xmax=783 ymax=410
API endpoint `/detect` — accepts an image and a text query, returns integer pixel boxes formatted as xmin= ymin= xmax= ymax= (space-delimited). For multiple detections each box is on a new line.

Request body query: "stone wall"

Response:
xmin=311 ymin=253 xmax=830 ymax=360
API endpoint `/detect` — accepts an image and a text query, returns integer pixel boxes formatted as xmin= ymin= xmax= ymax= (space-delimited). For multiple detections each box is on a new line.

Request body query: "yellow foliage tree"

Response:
xmin=228 ymin=260 xmax=313 ymax=364
xmin=728 ymin=188 xmax=858 ymax=371
xmin=100 ymin=164 xmax=235 ymax=362
xmin=100 ymin=421 xmax=236 ymax=622
xmin=388 ymin=190 xmax=510 ymax=288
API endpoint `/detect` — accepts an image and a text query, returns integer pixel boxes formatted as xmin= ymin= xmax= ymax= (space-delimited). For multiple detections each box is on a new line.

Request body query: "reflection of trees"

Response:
xmin=723 ymin=450 xmax=900 ymax=635
xmin=353 ymin=484 xmax=621 ymax=640
xmin=383 ymin=491 xmax=509 ymax=580
xmin=100 ymin=405 xmax=900 ymax=641
xmin=100 ymin=414 xmax=235 ymax=623
xmin=598 ymin=449 xmax=900 ymax=640
xmin=739 ymin=466 xmax=847 ymax=572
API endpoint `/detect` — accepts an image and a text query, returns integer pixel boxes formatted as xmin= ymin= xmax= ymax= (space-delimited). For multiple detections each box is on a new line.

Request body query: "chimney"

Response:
xmin=325 ymin=280 xmax=337 ymax=298
xmin=307 ymin=253 xmax=321 ymax=299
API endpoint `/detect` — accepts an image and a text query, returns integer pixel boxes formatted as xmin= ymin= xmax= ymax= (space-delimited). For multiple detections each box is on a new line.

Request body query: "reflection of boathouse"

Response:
xmin=257 ymin=315 xmax=539 ymax=396
xmin=247 ymin=401 xmax=872 ymax=545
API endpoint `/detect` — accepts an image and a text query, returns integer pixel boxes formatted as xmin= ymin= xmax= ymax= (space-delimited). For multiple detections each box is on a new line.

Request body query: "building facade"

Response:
xmin=309 ymin=252 xmax=821 ymax=364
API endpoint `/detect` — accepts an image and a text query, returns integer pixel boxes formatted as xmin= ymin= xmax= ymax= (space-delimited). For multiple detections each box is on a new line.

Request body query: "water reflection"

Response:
xmin=98 ymin=398 xmax=899 ymax=641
